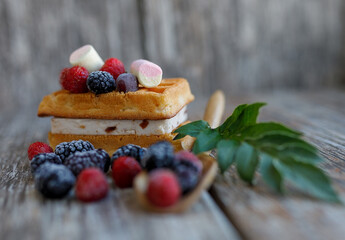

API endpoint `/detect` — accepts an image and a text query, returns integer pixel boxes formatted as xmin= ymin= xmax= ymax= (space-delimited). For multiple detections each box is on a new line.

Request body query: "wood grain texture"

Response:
xmin=210 ymin=90 xmax=345 ymax=240
xmin=0 ymin=108 xmax=240 ymax=240
xmin=0 ymin=0 xmax=345 ymax=111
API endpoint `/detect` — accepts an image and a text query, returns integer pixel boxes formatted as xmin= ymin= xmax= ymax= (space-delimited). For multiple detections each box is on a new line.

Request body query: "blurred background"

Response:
xmin=0 ymin=0 xmax=344 ymax=112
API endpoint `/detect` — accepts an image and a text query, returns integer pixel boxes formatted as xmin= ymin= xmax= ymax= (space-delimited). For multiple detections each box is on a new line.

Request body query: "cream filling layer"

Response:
xmin=51 ymin=106 xmax=187 ymax=136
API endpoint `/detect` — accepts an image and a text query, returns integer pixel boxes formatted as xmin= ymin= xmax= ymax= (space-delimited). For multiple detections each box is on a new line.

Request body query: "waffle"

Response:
xmin=38 ymin=78 xmax=194 ymax=120
xmin=48 ymin=132 xmax=184 ymax=155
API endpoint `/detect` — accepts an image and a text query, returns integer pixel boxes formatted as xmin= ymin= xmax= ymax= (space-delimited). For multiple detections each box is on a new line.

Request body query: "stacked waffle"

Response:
xmin=38 ymin=78 xmax=194 ymax=154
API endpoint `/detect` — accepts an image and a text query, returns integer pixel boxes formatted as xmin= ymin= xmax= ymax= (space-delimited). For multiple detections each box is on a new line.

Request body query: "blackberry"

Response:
xmin=31 ymin=153 xmax=62 ymax=174
xmin=172 ymin=160 xmax=200 ymax=194
xmin=35 ymin=163 xmax=76 ymax=199
xmin=111 ymin=144 xmax=146 ymax=168
xmin=142 ymin=141 xmax=174 ymax=171
xmin=64 ymin=149 xmax=110 ymax=176
xmin=95 ymin=149 xmax=111 ymax=172
xmin=87 ymin=71 xmax=115 ymax=94
xmin=55 ymin=140 xmax=94 ymax=163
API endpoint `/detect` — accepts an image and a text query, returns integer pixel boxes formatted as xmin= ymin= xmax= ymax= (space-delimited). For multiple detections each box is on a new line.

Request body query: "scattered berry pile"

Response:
xmin=28 ymin=140 xmax=109 ymax=201
xmin=27 ymin=140 xmax=202 ymax=207
xmin=111 ymin=141 xmax=203 ymax=207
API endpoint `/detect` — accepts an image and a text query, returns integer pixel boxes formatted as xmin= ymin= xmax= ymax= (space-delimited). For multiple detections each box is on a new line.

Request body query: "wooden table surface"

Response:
xmin=0 ymin=89 xmax=344 ymax=240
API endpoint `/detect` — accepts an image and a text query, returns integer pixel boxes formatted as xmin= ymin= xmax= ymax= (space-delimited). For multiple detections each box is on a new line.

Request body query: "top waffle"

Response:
xmin=38 ymin=78 xmax=194 ymax=120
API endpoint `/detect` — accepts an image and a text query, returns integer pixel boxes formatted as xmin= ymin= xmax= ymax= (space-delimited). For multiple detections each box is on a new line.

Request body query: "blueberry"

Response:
xmin=142 ymin=141 xmax=174 ymax=171
xmin=87 ymin=71 xmax=116 ymax=94
xmin=35 ymin=163 xmax=76 ymax=199
xmin=116 ymin=73 xmax=139 ymax=93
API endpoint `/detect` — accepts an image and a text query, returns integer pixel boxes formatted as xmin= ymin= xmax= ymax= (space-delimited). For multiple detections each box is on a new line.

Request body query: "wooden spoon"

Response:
xmin=134 ymin=90 xmax=225 ymax=213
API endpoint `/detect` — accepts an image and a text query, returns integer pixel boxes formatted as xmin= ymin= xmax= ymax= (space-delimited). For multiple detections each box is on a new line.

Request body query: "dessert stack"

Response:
xmin=38 ymin=45 xmax=194 ymax=154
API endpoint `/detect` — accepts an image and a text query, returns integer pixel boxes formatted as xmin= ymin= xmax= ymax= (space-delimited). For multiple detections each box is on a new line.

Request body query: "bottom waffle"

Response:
xmin=48 ymin=132 xmax=184 ymax=155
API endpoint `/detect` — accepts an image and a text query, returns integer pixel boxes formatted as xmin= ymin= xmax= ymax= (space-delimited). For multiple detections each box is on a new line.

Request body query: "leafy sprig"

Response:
xmin=173 ymin=103 xmax=340 ymax=202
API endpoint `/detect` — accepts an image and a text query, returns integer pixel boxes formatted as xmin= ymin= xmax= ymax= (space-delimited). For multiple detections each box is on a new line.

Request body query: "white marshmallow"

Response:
xmin=69 ymin=45 xmax=104 ymax=72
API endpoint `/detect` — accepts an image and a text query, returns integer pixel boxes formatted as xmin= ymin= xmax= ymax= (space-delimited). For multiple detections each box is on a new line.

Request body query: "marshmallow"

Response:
xmin=130 ymin=59 xmax=163 ymax=88
xmin=69 ymin=45 xmax=104 ymax=72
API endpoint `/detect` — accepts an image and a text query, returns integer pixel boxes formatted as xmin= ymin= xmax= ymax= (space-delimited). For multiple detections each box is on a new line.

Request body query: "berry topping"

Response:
xmin=31 ymin=153 xmax=62 ymax=174
xmin=111 ymin=144 xmax=146 ymax=168
xmin=64 ymin=149 xmax=110 ymax=176
xmin=55 ymin=140 xmax=94 ymax=163
xmin=76 ymin=168 xmax=109 ymax=202
xmin=28 ymin=142 xmax=53 ymax=160
xmin=87 ymin=71 xmax=116 ymax=94
xmin=60 ymin=66 xmax=89 ymax=93
xmin=142 ymin=141 xmax=174 ymax=171
xmin=147 ymin=169 xmax=181 ymax=207
xmin=112 ymin=156 xmax=142 ymax=188
xmin=100 ymin=58 xmax=126 ymax=80
xmin=116 ymin=73 xmax=139 ymax=93
xmin=35 ymin=163 xmax=76 ymax=199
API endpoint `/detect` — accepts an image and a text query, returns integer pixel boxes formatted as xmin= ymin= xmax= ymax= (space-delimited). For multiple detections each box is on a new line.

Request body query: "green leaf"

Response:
xmin=221 ymin=103 xmax=266 ymax=136
xmin=273 ymin=159 xmax=340 ymax=202
xmin=259 ymin=154 xmax=284 ymax=193
xmin=240 ymin=122 xmax=302 ymax=140
xmin=173 ymin=120 xmax=210 ymax=140
xmin=235 ymin=142 xmax=259 ymax=184
xmin=250 ymin=132 xmax=317 ymax=152
xmin=219 ymin=104 xmax=248 ymax=133
xmin=261 ymin=143 xmax=323 ymax=165
xmin=192 ymin=129 xmax=221 ymax=154
xmin=171 ymin=101 xmax=340 ymax=202
xmin=217 ymin=139 xmax=240 ymax=173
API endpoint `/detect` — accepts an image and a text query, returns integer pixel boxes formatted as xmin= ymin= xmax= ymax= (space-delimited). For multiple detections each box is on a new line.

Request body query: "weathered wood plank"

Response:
xmin=1 ymin=0 xmax=345 ymax=111
xmin=0 ymin=0 xmax=143 ymax=111
xmin=0 ymin=108 xmax=240 ymax=240
xmin=211 ymin=90 xmax=345 ymax=240
xmin=142 ymin=0 xmax=345 ymax=96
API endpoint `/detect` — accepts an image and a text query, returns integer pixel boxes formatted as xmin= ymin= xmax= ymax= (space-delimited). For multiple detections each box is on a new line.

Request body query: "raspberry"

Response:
xmin=28 ymin=142 xmax=53 ymax=160
xmin=60 ymin=66 xmax=89 ymax=93
xmin=31 ymin=153 xmax=62 ymax=174
xmin=87 ymin=71 xmax=115 ymax=94
xmin=147 ymin=169 xmax=181 ymax=207
xmin=76 ymin=168 xmax=109 ymax=202
xmin=116 ymin=73 xmax=139 ymax=93
xmin=111 ymin=144 xmax=146 ymax=168
xmin=100 ymin=58 xmax=126 ymax=80
xmin=142 ymin=141 xmax=174 ymax=171
xmin=55 ymin=140 xmax=94 ymax=163
xmin=64 ymin=149 xmax=110 ymax=176
xmin=112 ymin=156 xmax=142 ymax=188
xmin=35 ymin=163 xmax=76 ymax=199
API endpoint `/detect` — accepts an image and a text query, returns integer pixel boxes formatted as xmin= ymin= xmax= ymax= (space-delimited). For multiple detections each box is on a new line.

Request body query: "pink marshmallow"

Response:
xmin=130 ymin=59 xmax=163 ymax=88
